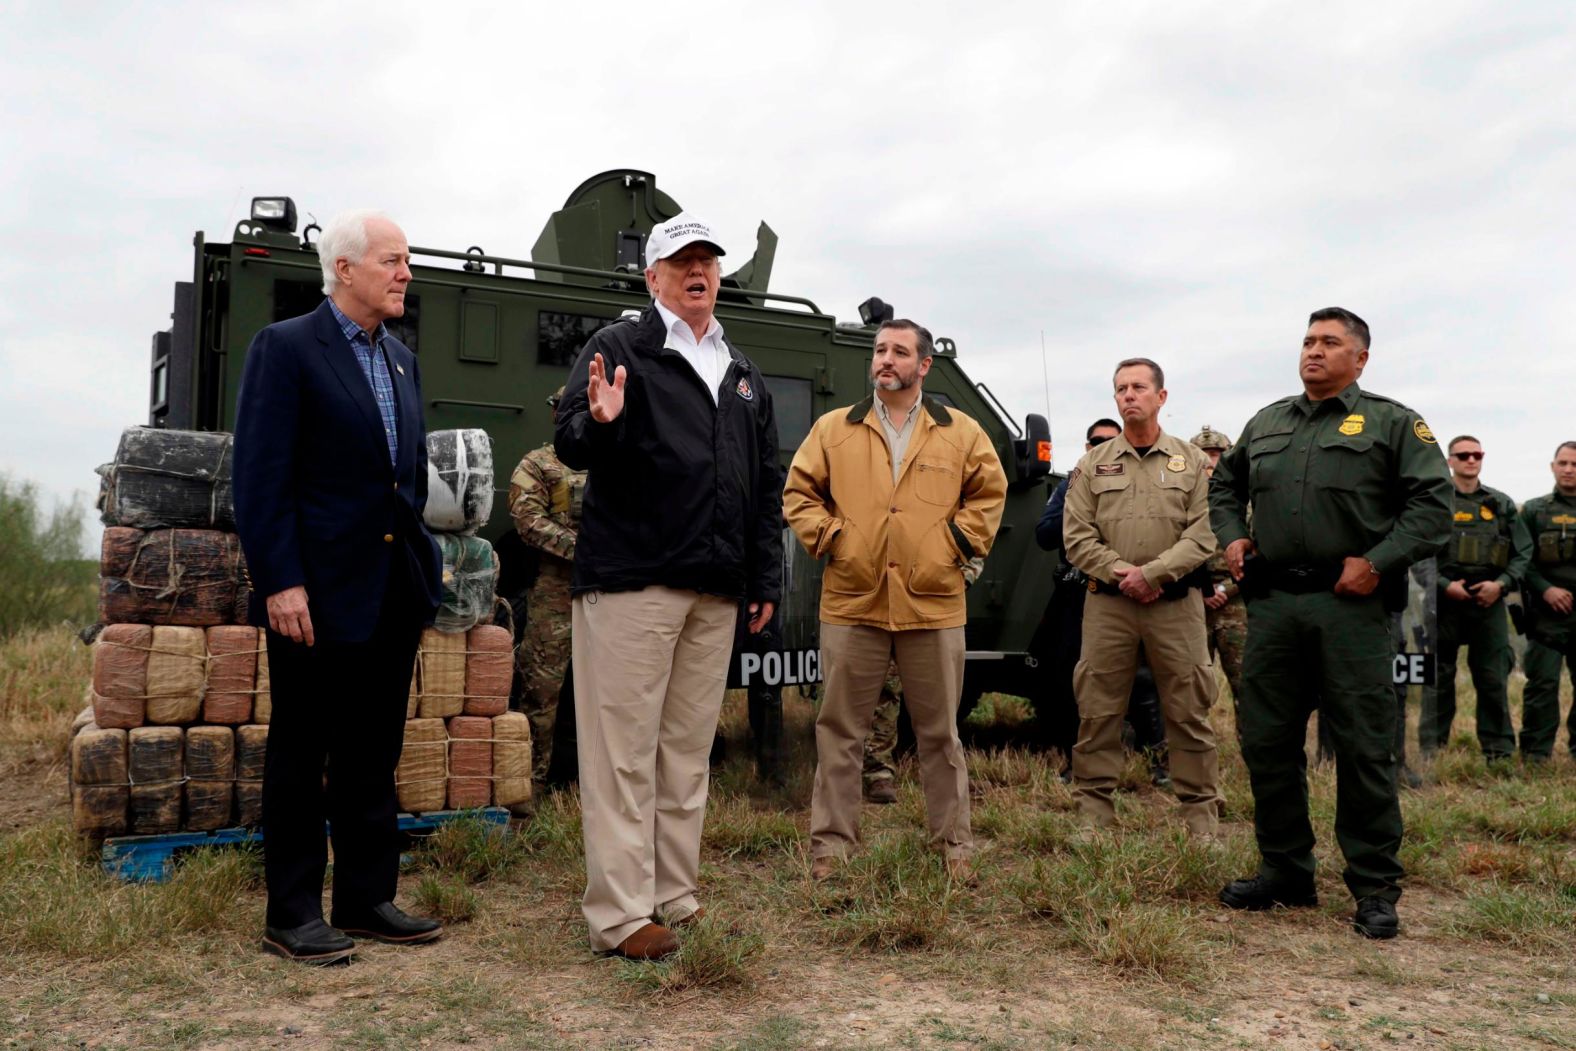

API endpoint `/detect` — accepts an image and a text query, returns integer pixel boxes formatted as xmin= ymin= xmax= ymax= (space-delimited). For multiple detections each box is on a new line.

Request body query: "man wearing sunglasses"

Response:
xmin=1422 ymin=437 xmax=1526 ymax=762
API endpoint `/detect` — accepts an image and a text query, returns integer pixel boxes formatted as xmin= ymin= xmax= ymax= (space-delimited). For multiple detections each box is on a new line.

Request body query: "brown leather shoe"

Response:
xmin=810 ymin=856 xmax=839 ymax=881
xmin=863 ymin=780 xmax=898 ymax=804
xmin=613 ymin=923 xmax=678 ymax=960
xmin=945 ymin=857 xmax=976 ymax=885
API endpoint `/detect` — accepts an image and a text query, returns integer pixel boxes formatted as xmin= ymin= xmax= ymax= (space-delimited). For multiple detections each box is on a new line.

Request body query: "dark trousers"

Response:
xmin=1240 ymin=590 xmax=1404 ymax=903
xmin=261 ymin=559 xmax=422 ymax=929
xmin=1425 ymin=599 xmax=1514 ymax=757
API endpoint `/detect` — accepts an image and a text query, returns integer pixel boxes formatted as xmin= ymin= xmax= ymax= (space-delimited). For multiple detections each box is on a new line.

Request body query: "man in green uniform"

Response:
xmin=1210 ymin=307 xmax=1451 ymax=939
xmin=508 ymin=387 xmax=587 ymax=807
xmin=1192 ymin=426 xmax=1246 ymax=712
xmin=1422 ymin=435 xmax=1526 ymax=761
xmin=1515 ymin=441 xmax=1576 ymax=761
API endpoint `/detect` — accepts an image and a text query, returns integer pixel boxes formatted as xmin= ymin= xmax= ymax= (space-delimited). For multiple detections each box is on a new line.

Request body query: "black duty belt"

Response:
xmin=1258 ymin=561 xmax=1343 ymax=594
xmin=1088 ymin=578 xmax=1202 ymax=601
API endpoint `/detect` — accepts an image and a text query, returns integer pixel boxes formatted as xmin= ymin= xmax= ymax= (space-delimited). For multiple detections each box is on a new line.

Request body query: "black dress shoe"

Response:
xmin=1219 ymin=874 xmax=1319 ymax=911
xmin=332 ymin=902 xmax=443 ymax=945
xmin=261 ymin=919 xmax=356 ymax=965
xmin=1352 ymin=896 xmax=1399 ymax=939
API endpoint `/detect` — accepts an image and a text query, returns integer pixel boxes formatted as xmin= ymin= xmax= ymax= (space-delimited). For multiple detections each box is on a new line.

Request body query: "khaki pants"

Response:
xmin=572 ymin=586 xmax=737 ymax=951
xmin=1073 ymin=591 xmax=1220 ymax=834
xmin=811 ymin=623 xmax=970 ymax=860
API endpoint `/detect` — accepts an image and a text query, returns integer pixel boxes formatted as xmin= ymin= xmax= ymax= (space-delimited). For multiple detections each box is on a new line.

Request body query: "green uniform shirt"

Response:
xmin=1515 ymin=490 xmax=1576 ymax=595
xmin=1437 ymin=483 xmax=1526 ymax=591
xmin=1209 ymin=381 xmax=1451 ymax=573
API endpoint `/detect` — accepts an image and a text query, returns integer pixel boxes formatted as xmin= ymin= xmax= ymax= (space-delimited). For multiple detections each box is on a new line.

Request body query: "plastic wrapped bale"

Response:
xmin=144 ymin=626 xmax=205 ymax=725
xmin=71 ymin=725 xmax=129 ymax=835
xmin=203 ymin=626 xmax=258 ymax=724
xmin=446 ymin=716 xmax=492 ymax=809
xmin=128 ymin=726 xmax=183 ymax=834
xmin=417 ymin=629 xmax=467 ymax=718
xmin=254 ymin=647 xmax=271 ymax=724
xmin=99 ymin=527 xmax=246 ymax=626
xmin=423 ymin=429 xmax=494 ymax=534
xmin=491 ymin=712 xmax=531 ymax=807
xmin=185 ymin=726 xmax=235 ymax=831
xmin=70 ymin=703 xmax=96 ymax=736
xmin=97 ymin=427 xmax=236 ymax=532
xmin=433 ymin=534 xmax=497 ymax=633
xmin=463 ymin=625 xmax=512 ymax=716
xmin=235 ymin=724 xmax=268 ymax=827
xmin=396 ymin=719 xmax=447 ymax=814
xmin=91 ymin=623 xmax=151 ymax=729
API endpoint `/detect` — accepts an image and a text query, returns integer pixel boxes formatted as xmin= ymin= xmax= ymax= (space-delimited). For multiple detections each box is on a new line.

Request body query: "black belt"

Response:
xmin=1088 ymin=578 xmax=1201 ymax=601
xmin=1258 ymin=561 xmax=1342 ymax=594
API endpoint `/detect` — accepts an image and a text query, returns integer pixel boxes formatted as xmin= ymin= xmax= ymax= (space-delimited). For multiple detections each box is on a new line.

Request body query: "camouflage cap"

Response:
xmin=547 ymin=386 xmax=565 ymax=408
xmin=1190 ymin=424 xmax=1232 ymax=450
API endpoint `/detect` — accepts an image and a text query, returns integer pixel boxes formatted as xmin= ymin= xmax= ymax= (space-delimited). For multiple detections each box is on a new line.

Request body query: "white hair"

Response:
xmin=318 ymin=209 xmax=389 ymax=294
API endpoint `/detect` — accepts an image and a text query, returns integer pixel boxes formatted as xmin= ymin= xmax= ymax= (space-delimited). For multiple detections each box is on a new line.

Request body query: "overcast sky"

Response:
xmin=3 ymin=1 xmax=1574 ymax=544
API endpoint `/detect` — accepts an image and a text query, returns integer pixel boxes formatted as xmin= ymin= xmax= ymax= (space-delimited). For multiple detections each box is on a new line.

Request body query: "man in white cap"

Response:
xmin=555 ymin=213 xmax=783 ymax=960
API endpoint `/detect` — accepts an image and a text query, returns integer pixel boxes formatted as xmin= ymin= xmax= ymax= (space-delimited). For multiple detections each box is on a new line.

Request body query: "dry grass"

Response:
xmin=1 ymin=629 xmax=1574 ymax=1049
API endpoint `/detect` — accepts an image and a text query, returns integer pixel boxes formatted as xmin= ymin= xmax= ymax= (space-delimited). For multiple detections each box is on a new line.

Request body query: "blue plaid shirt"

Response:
xmin=327 ymin=298 xmax=399 ymax=466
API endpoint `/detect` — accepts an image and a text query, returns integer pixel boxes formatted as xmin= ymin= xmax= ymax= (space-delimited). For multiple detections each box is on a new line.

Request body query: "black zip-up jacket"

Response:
xmin=554 ymin=306 xmax=783 ymax=604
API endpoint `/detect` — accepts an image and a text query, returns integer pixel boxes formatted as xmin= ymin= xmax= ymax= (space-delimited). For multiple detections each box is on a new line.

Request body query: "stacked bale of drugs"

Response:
xmin=99 ymin=528 xmax=248 ymax=626
xmin=98 ymin=427 xmax=236 ymax=532
xmin=425 ymin=429 xmax=499 ymax=633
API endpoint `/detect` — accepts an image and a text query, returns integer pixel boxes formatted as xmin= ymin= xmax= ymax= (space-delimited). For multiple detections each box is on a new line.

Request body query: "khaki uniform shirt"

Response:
xmin=1063 ymin=430 xmax=1216 ymax=588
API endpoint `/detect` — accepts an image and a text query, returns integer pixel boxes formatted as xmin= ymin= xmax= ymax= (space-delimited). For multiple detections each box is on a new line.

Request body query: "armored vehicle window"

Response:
xmin=270 ymin=278 xmax=420 ymax=353
xmin=539 ymin=310 xmax=617 ymax=366
xmin=764 ymin=375 xmax=813 ymax=452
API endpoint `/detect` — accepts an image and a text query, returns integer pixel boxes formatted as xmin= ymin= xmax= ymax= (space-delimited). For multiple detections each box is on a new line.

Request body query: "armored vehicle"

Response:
xmin=145 ymin=170 xmax=1058 ymax=719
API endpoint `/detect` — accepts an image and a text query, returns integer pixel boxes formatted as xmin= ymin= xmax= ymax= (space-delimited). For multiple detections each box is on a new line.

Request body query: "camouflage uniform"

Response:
xmin=1191 ymin=426 xmax=1246 ymax=709
xmin=508 ymin=430 xmax=586 ymax=800
xmin=860 ymin=557 xmax=981 ymax=789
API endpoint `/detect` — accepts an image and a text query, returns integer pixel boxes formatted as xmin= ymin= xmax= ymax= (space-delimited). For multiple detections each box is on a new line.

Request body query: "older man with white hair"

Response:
xmin=555 ymin=213 xmax=784 ymax=960
xmin=234 ymin=210 xmax=444 ymax=965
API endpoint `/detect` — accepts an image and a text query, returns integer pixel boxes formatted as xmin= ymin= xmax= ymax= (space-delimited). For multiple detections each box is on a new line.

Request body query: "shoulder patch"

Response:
xmin=1066 ymin=467 xmax=1081 ymax=488
xmin=1094 ymin=463 xmax=1125 ymax=476
xmin=1413 ymin=419 xmax=1437 ymax=444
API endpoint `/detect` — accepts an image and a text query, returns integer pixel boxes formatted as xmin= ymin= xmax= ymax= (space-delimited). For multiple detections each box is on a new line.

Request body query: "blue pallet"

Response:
xmin=101 ymin=807 xmax=509 ymax=883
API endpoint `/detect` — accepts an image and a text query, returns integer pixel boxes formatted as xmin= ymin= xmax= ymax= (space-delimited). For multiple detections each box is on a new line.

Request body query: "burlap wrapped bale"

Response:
xmin=434 ymin=534 xmax=497 ymax=633
xmin=71 ymin=726 xmax=129 ymax=835
xmin=406 ymin=665 xmax=419 ymax=720
xmin=184 ymin=726 xmax=235 ymax=831
xmin=491 ymin=712 xmax=531 ymax=807
xmin=424 ymin=429 xmax=494 ymax=534
xmin=128 ymin=726 xmax=183 ymax=834
xmin=99 ymin=526 xmax=246 ymax=626
xmin=447 ymin=716 xmax=493 ymax=809
xmin=97 ymin=427 xmax=235 ymax=531
xmin=71 ymin=704 xmax=96 ymax=736
xmin=235 ymin=724 xmax=268 ymax=827
xmin=202 ymin=626 xmax=258 ymax=724
xmin=396 ymin=719 xmax=447 ymax=814
xmin=417 ymin=629 xmax=467 ymax=718
xmin=145 ymin=626 xmax=205 ymax=725
xmin=91 ymin=623 xmax=151 ymax=729
xmin=253 ymin=647 xmax=271 ymax=723
xmin=463 ymin=625 xmax=512 ymax=716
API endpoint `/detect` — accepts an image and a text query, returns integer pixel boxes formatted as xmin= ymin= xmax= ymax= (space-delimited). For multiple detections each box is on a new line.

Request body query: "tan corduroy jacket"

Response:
xmin=784 ymin=395 xmax=1008 ymax=630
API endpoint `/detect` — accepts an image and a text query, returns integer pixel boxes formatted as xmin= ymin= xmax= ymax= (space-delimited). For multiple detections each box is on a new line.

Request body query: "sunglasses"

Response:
xmin=1452 ymin=451 xmax=1484 ymax=461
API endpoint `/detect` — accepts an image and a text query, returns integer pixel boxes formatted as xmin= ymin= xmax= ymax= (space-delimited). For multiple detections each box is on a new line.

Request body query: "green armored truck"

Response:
xmin=145 ymin=169 xmax=1058 ymax=719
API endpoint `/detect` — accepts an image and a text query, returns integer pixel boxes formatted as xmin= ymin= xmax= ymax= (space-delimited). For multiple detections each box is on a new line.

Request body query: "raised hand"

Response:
xmin=587 ymin=352 xmax=628 ymax=423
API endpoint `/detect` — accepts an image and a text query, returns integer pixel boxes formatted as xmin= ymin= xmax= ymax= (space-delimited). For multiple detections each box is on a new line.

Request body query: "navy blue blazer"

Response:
xmin=233 ymin=299 xmax=442 ymax=644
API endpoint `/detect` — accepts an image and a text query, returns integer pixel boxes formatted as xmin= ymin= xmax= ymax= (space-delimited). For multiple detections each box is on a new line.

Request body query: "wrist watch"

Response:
xmin=1364 ymin=558 xmax=1380 ymax=578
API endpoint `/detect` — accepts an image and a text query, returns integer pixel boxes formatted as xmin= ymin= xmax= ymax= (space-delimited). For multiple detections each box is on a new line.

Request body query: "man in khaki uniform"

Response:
xmin=1064 ymin=358 xmax=1220 ymax=837
xmin=785 ymin=318 xmax=1007 ymax=882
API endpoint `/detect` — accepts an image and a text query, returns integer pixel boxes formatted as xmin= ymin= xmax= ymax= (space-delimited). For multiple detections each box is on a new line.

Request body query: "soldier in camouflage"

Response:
xmin=1192 ymin=426 xmax=1246 ymax=713
xmin=508 ymin=387 xmax=587 ymax=808
xmin=861 ymin=557 xmax=983 ymax=803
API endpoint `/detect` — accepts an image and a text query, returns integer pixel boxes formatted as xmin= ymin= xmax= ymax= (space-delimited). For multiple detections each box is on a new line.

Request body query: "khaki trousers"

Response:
xmin=1073 ymin=591 xmax=1220 ymax=834
xmin=811 ymin=623 xmax=971 ymax=860
xmin=572 ymin=586 xmax=737 ymax=951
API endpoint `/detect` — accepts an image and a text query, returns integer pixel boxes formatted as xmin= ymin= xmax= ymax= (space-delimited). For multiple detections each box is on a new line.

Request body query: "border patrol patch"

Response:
xmin=1095 ymin=463 xmax=1125 ymax=476
xmin=1454 ymin=511 xmax=1475 ymax=522
xmin=1339 ymin=413 xmax=1365 ymax=436
xmin=1066 ymin=467 xmax=1081 ymax=487
xmin=1413 ymin=419 xmax=1437 ymax=444
xmin=736 ymin=377 xmax=754 ymax=401
xmin=1480 ymin=505 xmax=1494 ymax=520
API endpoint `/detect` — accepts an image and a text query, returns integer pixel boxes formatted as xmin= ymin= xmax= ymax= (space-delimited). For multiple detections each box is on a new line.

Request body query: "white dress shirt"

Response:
xmin=653 ymin=299 xmax=732 ymax=404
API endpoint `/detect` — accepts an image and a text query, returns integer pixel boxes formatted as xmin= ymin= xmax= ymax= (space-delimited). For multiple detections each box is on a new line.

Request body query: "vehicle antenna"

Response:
xmin=1039 ymin=330 xmax=1052 ymax=421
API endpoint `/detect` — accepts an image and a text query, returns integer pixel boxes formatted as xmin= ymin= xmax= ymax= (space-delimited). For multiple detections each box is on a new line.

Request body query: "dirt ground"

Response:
xmin=3 ymin=744 xmax=1572 ymax=1051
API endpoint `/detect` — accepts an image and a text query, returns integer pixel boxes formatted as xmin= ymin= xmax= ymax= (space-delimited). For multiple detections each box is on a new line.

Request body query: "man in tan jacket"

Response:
xmin=784 ymin=319 xmax=1007 ymax=882
xmin=1063 ymin=357 xmax=1221 ymax=838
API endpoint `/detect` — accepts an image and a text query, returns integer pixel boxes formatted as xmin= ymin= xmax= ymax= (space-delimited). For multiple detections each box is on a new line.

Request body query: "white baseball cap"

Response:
xmin=645 ymin=212 xmax=726 ymax=269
